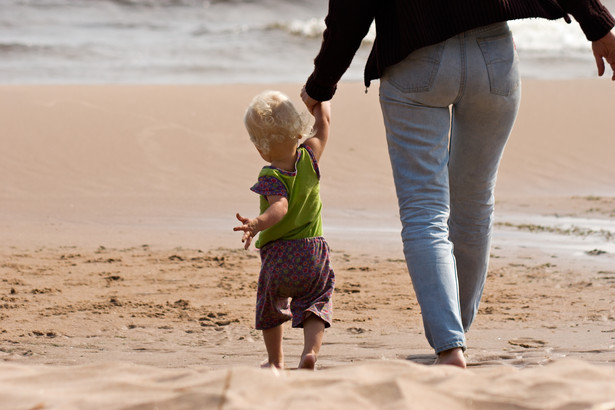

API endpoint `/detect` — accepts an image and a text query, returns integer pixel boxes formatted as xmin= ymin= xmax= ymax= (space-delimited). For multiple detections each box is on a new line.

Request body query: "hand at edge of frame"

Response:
xmin=592 ymin=30 xmax=615 ymax=81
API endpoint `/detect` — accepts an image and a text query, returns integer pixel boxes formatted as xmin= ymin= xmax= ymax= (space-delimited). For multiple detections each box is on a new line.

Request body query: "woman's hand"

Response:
xmin=592 ymin=30 xmax=615 ymax=80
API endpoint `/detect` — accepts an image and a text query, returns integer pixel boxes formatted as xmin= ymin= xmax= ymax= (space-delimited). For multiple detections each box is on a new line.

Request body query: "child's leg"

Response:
xmin=262 ymin=324 xmax=284 ymax=369
xmin=299 ymin=314 xmax=325 ymax=370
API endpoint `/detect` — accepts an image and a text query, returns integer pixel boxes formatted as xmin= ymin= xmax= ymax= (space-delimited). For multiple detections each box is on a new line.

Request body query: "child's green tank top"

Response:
xmin=253 ymin=145 xmax=322 ymax=248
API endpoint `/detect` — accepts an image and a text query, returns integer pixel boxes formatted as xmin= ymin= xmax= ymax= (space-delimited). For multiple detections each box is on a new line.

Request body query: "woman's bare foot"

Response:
xmin=298 ymin=353 xmax=317 ymax=370
xmin=434 ymin=347 xmax=466 ymax=368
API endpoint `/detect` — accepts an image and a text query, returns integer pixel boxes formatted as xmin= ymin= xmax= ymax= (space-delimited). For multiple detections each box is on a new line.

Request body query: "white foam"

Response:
xmin=509 ymin=18 xmax=590 ymax=54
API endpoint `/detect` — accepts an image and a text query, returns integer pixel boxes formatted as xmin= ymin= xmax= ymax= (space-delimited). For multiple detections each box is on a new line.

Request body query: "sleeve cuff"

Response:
xmin=574 ymin=3 xmax=615 ymax=41
xmin=250 ymin=176 xmax=288 ymax=198
xmin=305 ymin=73 xmax=337 ymax=102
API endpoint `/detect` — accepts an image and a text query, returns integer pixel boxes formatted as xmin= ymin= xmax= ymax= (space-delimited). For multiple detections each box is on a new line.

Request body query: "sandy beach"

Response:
xmin=1 ymin=80 xmax=614 ymax=409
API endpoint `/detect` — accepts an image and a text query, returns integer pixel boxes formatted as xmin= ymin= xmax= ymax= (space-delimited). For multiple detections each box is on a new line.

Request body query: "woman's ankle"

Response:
xmin=435 ymin=347 xmax=466 ymax=368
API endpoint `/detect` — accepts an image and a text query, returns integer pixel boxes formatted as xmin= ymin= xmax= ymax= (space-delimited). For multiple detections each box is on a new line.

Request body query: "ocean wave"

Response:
xmin=106 ymin=0 xmax=310 ymax=8
xmin=86 ymin=21 xmax=170 ymax=31
xmin=0 ymin=42 xmax=55 ymax=54
xmin=261 ymin=18 xmax=588 ymax=51
xmin=263 ymin=18 xmax=376 ymax=44
xmin=0 ymin=41 xmax=105 ymax=60
xmin=1 ymin=0 xmax=603 ymax=84
xmin=107 ymin=0 xmax=212 ymax=7
xmin=23 ymin=0 xmax=212 ymax=7
xmin=191 ymin=18 xmax=326 ymax=39
xmin=509 ymin=19 xmax=591 ymax=52
xmin=259 ymin=17 xmax=594 ymax=51
xmin=265 ymin=18 xmax=325 ymax=39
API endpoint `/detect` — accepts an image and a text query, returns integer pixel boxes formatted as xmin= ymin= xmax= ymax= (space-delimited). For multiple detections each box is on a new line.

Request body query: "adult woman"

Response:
xmin=302 ymin=0 xmax=615 ymax=368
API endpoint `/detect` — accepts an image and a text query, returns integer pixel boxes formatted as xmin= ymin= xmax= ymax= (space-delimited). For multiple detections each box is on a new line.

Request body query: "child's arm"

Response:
xmin=233 ymin=195 xmax=288 ymax=249
xmin=302 ymin=101 xmax=331 ymax=163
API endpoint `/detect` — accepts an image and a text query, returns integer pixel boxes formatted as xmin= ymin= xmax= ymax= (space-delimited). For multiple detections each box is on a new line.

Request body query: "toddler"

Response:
xmin=234 ymin=90 xmax=334 ymax=370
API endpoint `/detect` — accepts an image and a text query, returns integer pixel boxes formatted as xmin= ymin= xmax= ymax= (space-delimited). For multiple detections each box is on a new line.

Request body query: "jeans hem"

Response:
xmin=434 ymin=341 xmax=466 ymax=354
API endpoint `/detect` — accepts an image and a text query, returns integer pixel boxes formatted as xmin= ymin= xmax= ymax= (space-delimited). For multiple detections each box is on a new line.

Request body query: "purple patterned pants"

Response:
xmin=255 ymin=237 xmax=335 ymax=330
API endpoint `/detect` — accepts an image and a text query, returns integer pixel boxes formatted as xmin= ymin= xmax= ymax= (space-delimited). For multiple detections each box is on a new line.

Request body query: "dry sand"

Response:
xmin=0 ymin=80 xmax=614 ymax=409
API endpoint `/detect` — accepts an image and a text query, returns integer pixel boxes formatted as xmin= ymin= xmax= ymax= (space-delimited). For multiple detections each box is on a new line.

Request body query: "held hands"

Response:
xmin=592 ymin=30 xmax=615 ymax=80
xmin=233 ymin=213 xmax=260 ymax=249
xmin=300 ymin=85 xmax=320 ymax=114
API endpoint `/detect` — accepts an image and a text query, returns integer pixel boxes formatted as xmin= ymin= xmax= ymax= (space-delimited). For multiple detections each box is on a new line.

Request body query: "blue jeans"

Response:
xmin=379 ymin=22 xmax=521 ymax=354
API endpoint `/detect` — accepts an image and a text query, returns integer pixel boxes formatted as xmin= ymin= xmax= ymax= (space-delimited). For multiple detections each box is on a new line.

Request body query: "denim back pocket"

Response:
xmin=477 ymin=32 xmax=519 ymax=96
xmin=383 ymin=42 xmax=445 ymax=93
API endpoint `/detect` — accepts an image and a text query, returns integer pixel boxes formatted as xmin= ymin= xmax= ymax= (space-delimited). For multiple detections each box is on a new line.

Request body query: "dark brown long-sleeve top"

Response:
xmin=305 ymin=0 xmax=615 ymax=101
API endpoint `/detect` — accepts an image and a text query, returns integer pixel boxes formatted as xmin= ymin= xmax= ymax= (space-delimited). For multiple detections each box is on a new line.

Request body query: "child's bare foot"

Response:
xmin=260 ymin=360 xmax=283 ymax=369
xmin=298 ymin=353 xmax=317 ymax=370
xmin=434 ymin=347 xmax=466 ymax=368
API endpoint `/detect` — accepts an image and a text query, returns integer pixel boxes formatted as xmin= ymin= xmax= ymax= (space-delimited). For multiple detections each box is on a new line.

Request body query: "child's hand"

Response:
xmin=233 ymin=213 xmax=259 ymax=249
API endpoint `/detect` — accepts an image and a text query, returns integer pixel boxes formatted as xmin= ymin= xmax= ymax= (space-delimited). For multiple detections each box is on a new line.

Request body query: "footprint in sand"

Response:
xmin=31 ymin=330 xmax=57 ymax=338
xmin=508 ymin=337 xmax=547 ymax=349
xmin=347 ymin=327 xmax=367 ymax=334
xmin=339 ymin=282 xmax=361 ymax=294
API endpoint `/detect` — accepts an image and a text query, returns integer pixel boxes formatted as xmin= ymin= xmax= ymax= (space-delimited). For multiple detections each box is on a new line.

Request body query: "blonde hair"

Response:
xmin=244 ymin=90 xmax=311 ymax=154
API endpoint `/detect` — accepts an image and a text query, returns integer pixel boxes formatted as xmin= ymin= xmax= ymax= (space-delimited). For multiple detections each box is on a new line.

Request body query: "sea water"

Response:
xmin=1 ymin=0 xmax=614 ymax=84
